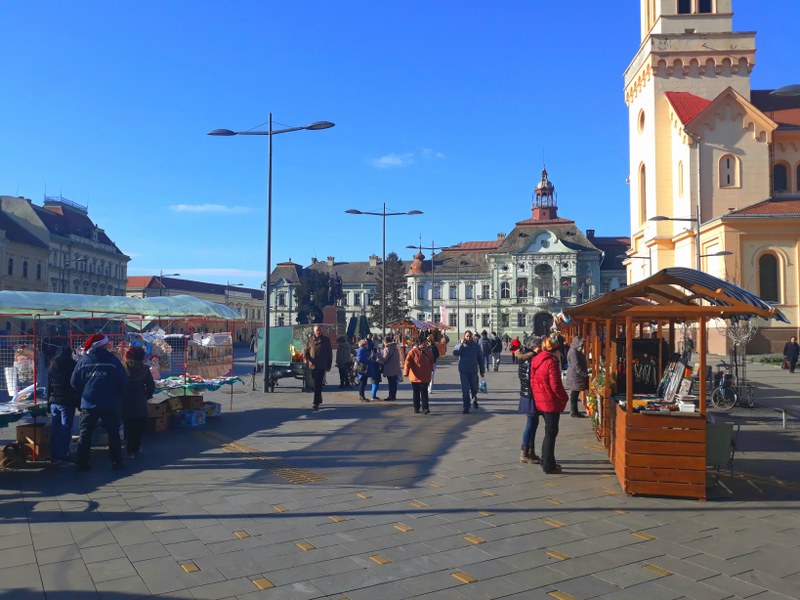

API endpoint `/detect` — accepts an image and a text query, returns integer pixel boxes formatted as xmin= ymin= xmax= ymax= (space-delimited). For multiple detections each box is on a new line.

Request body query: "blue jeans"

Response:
xmin=521 ymin=412 xmax=540 ymax=451
xmin=50 ymin=403 xmax=75 ymax=461
xmin=459 ymin=371 xmax=479 ymax=410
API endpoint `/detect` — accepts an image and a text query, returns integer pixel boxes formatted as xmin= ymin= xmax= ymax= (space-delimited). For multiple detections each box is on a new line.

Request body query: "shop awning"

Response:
xmin=0 ymin=291 xmax=244 ymax=320
xmin=564 ymin=267 xmax=789 ymax=323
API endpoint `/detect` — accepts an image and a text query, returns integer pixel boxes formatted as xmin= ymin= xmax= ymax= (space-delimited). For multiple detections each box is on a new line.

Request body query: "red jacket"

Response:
xmin=509 ymin=338 xmax=521 ymax=352
xmin=530 ymin=350 xmax=568 ymax=413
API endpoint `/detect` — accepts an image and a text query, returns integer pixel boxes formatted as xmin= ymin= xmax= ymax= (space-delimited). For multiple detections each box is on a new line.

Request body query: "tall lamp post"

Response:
xmin=345 ymin=204 xmax=423 ymax=337
xmin=157 ymin=270 xmax=180 ymax=297
xmin=210 ymin=115 xmax=334 ymax=393
xmin=405 ymin=241 xmax=452 ymax=327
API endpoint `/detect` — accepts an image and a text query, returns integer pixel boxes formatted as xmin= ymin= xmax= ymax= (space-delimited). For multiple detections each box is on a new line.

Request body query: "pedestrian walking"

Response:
xmin=453 ymin=330 xmax=485 ymax=413
xmin=335 ymin=337 xmax=353 ymax=388
xmin=121 ymin=345 xmax=155 ymax=459
xmin=565 ymin=336 xmax=588 ymax=418
xmin=70 ymin=334 xmax=128 ymax=472
xmin=517 ymin=336 xmax=542 ymax=464
xmin=47 ymin=346 xmax=79 ymax=465
xmin=305 ymin=325 xmax=333 ymax=411
xmin=427 ymin=335 xmax=440 ymax=394
xmin=478 ymin=331 xmax=492 ymax=372
xmin=530 ymin=335 xmax=569 ymax=474
xmin=404 ymin=338 xmax=434 ymax=414
xmin=490 ymin=331 xmax=502 ymax=371
xmin=783 ymin=336 xmax=800 ymax=373
xmin=509 ymin=335 xmax=521 ymax=364
xmin=382 ymin=335 xmax=403 ymax=400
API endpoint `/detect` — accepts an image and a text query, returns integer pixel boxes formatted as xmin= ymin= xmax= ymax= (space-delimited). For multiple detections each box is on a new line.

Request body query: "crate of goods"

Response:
xmin=16 ymin=423 xmax=51 ymax=462
xmin=167 ymin=397 xmax=184 ymax=412
xmin=146 ymin=416 xmax=168 ymax=433
xmin=171 ymin=409 xmax=206 ymax=428
xmin=203 ymin=401 xmax=221 ymax=418
xmin=146 ymin=400 xmax=169 ymax=418
xmin=180 ymin=395 xmax=204 ymax=410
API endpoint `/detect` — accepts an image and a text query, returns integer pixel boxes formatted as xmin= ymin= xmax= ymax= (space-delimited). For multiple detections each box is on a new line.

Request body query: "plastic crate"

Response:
xmin=171 ymin=409 xmax=206 ymax=428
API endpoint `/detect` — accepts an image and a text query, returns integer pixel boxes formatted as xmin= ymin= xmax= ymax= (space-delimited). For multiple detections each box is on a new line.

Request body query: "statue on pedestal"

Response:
xmin=328 ymin=272 xmax=344 ymax=306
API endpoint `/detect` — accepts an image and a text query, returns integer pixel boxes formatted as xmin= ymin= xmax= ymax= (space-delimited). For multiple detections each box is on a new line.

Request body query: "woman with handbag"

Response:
xmin=517 ymin=336 xmax=541 ymax=463
xmin=382 ymin=335 xmax=403 ymax=401
xmin=354 ymin=339 xmax=371 ymax=402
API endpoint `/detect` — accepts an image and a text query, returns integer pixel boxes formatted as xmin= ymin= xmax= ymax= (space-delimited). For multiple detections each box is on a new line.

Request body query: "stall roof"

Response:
xmin=0 ymin=291 xmax=244 ymax=320
xmin=564 ymin=267 xmax=789 ymax=323
xmin=387 ymin=318 xmax=451 ymax=331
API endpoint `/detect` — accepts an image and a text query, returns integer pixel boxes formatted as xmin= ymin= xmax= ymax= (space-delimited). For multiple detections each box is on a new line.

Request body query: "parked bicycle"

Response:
xmin=709 ymin=362 xmax=755 ymax=410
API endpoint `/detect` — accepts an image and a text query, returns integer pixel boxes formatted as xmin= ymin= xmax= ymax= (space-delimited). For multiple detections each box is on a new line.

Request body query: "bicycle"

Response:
xmin=709 ymin=364 xmax=755 ymax=410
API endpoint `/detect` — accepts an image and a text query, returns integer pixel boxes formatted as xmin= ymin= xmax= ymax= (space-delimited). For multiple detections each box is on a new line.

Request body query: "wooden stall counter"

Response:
xmin=612 ymin=402 xmax=707 ymax=500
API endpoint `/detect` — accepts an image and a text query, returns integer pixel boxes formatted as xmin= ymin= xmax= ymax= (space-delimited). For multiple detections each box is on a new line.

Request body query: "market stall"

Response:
xmin=386 ymin=318 xmax=450 ymax=359
xmin=564 ymin=268 xmax=788 ymax=500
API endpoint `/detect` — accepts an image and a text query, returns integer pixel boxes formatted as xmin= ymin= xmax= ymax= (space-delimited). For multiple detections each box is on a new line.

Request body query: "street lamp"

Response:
xmin=346 ymin=204 xmax=423 ymax=336
xmin=769 ymin=85 xmax=800 ymax=97
xmin=617 ymin=253 xmax=652 ymax=277
xmin=649 ymin=215 xmax=702 ymax=270
xmin=210 ymin=114 xmax=334 ymax=393
xmin=405 ymin=241 xmax=452 ymax=327
xmin=157 ymin=271 xmax=180 ymax=297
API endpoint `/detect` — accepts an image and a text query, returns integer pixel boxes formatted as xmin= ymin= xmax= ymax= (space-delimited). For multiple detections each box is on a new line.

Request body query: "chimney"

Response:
xmin=497 ymin=233 xmax=506 ymax=241
xmin=311 ymin=257 xmax=318 ymax=264
xmin=369 ymin=254 xmax=379 ymax=267
xmin=586 ymin=229 xmax=595 ymax=240
xmin=327 ymin=256 xmax=335 ymax=267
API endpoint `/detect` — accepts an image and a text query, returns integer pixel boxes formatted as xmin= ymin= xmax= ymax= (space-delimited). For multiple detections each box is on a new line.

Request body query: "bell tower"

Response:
xmin=625 ymin=0 xmax=755 ymax=271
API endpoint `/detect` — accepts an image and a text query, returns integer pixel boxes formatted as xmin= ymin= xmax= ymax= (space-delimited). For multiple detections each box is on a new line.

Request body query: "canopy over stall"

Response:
xmin=0 ymin=291 xmax=244 ymax=320
xmin=562 ymin=268 xmax=788 ymax=500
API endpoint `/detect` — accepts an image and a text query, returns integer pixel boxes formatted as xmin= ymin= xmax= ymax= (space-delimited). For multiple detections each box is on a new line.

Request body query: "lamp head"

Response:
xmin=648 ymin=216 xmax=670 ymax=222
xmin=305 ymin=121 xmax=335 ymax=130
xmin=345 ymin=209 xmax=363 ymax=214
xmin=769 ymin=84 xmax=800 ymax=97
xmin=407 ymin=210 xmax=423 ymax=215
xmin=207 ymin=129 xmax=237 ymax=136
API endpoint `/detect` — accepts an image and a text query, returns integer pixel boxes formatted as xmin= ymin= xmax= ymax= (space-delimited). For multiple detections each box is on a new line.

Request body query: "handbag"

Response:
xmin=355 ymin=361 xmax=367 ymax=374
xmin=782 ymin=360 xmax=789 ymax=370
xmin=517 ymin=396 xmax=535 ymax=414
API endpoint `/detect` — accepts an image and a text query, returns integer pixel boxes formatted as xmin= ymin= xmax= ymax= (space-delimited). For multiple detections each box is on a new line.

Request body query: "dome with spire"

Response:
xmin=535 ymin=168 xmax=555 ymax=194
xmin=408 ymin=249 xmax=425 ymax=275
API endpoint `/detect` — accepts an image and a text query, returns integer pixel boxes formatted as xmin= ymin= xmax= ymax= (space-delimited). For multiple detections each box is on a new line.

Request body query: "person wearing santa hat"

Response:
xmin=70 ymin=333 xmax=128 ymax=472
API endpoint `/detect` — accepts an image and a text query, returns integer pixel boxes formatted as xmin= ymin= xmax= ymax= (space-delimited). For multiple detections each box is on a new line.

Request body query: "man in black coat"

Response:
xmin=305 ymin=325 xmax=333 ymax=410
xmin=783 ymin=336 xmax=800 ymax=373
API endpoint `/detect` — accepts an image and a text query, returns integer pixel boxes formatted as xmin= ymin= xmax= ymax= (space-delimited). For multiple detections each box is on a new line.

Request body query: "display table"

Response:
xmin=611 ymin=402 xmax=707 ymax=500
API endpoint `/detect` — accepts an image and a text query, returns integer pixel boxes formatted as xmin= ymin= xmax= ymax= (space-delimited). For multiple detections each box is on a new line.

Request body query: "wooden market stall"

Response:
xmin=563 ymin=267 xmax=788 ymax=500
xmin=387 ymin=318 xmax=450 ymax=359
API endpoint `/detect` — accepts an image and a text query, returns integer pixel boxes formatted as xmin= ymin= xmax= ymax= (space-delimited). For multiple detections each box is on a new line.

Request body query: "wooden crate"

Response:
xmin=614 ymin=405 xmax=707 ymax=500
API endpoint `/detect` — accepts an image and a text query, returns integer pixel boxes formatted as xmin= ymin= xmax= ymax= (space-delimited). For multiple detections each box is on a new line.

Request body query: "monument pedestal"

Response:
xmin=322 ymin=305 xmax=346 ymax=340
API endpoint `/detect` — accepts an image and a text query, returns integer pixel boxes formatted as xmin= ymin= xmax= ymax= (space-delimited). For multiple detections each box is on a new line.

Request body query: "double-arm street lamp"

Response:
xmin=209 ymin=115 xmax=335 ymax=393
xmin=157 ymin=270 xmax=180 ymax=297
xmin=346 ymin=204 xmax=423 ymax=337
xmin=405 ymin=241 xmax=453 ymax=327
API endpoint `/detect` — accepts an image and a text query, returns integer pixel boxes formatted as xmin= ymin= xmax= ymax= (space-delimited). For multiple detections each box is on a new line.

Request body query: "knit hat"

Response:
xmin=84 ymin=333 xmax=109 ymax=352
xmin=542 ymin=335 xmax=561 ymax=352
xmin=527 ymin=335 xmax=543 ymax=350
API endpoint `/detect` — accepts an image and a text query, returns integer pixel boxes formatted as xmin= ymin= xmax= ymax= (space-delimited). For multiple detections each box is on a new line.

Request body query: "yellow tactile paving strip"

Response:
xmin=194 ymin=430 xmax=326 ymax=484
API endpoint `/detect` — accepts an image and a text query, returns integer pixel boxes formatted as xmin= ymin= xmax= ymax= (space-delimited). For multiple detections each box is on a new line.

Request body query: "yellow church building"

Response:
xmin=623 ymin=0 xmax=800 ymax=352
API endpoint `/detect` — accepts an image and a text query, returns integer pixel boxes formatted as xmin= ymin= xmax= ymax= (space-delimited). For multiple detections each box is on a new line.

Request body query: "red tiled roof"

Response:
xmin=665 ymin=91 xmax=712 ymax=125
xmin=729 ymin=199 xmax=800 ymax=216
xmin=127 ymin=276 xmax=157 ymax=288
xmin=443 ymin=241 xmax=502 ymax=251
xmin=514 ymin=217 xmax=574 ymax=226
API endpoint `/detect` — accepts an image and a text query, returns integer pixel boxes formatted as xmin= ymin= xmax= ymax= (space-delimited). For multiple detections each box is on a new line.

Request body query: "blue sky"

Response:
xmin=2 ymin=1 xmax=798 ymax=290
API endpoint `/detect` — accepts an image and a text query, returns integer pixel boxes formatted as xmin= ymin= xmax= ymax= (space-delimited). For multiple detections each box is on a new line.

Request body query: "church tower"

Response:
xmin=625 ymin=0 xmax=756 ymax=269
xmin=531 ymin=167 xmax=559 ymax=221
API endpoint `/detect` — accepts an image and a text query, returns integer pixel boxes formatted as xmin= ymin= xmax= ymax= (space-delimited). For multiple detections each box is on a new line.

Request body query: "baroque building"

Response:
xmin=0 ymin=195 xmax=129 ymax=296
xmin=625 ymin=0 xmax=800 ymax=351
xmin=405 ymin=169 xmax=628 ymax=339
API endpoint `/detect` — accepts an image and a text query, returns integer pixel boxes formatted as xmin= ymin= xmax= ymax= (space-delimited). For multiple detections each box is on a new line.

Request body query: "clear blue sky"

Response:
xmin=2 ymin=1 xmax=797 ymax=290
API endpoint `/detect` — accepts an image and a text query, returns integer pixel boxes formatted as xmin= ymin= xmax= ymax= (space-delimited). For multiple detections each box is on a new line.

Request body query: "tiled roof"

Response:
xmin=307 ymin=261 xmax=382 ymax=284
xmin=126 ymin=276 xmax=264 ymax=299
xmin=514 ymin=217 xmax=574 ymax=226
xmin=0 ymin=212 xmax=49 ymax=249
xmin=127 ymin=276 xmax=157 ymax=289
xmin=728 ymin=198 xmax=800 ymax=216
xmin=665 ymin=91 xmax=712 ymax=125
xmin=33 ymin=203 xmax=124 ymax=254
xmin=445 ymin=241 xmax=502 ymax=251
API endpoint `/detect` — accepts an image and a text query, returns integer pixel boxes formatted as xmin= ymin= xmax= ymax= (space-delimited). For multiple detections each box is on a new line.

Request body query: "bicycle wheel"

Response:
xmin=711 ymin=386 xmax=737 ymax=410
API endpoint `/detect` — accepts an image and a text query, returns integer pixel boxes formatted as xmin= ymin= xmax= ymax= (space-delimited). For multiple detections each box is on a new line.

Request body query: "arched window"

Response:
xmin=534 ymin=264 xmax=554 ymax=297
xmin=719 ymin=154 xmax=739 ymax=188
xmin=678 ymin=161 xmax=684 ymax=197
xmin=774 ymin=163 xmax=789 ymax=193
xmin=500 ymin=281 xmax=511 ymax=299
xmin=796 ymin=163 xmax=800 ymax=192
xmin=516 ymin=278 xmax=528 ymax=298
xmin=638 ymin=163 xmax=647 ymax=225
xmin=758 ymin=254 xmax=779 ymax=303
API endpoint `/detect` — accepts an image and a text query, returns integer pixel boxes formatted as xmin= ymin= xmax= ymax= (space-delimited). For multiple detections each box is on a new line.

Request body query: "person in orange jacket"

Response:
xmin=404 ymin=338 xmax=435 ymax=414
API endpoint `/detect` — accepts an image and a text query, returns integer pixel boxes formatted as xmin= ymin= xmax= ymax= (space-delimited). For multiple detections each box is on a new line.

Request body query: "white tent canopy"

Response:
xmin=0 ymin=291 xmax=244 ymax=320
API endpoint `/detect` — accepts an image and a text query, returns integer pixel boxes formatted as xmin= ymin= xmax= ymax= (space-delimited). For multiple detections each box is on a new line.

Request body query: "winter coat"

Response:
xmin=47 ymin=347 xmax=80 ymax=409
xmin=509 ymin=338 xmax=521 ymax=354
xmin=517 ymin=348 xmax=536 ymax=398
xmin=478 ymin=335 xmax=492 ymax=357
xmin=335 ymin=342 xmax=353 ymax=368
xmin=564 ymin=337 xmax=589 ymax=392
xmin=382 ymin=342 xmax=403 ymax=378
xmin=305 ymin=334 xmax=333 ymax=372
xmin=489 ymin=335 xmax=503 ymax=354
xmin=453 ymin=340 xmax=484 ymax=375
xmin=355 ymin=346 xmax=379 ymax=381
xmin=121 ymin=360 xmax=156 ymax=419
xmin=530 ymin=350 xmax=568 ymax=413
xmin=70 ymin=347 xmax=128 ymax=412
xmin=783 ymin=341 xmax=800 ymax=362
xmin=404 ymin=345 xmax=434 ymax=383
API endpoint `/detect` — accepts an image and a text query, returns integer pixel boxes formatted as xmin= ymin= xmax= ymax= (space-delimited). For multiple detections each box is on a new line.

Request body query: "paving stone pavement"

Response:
xmin=2 ymin=353 xmax=800 ymax=599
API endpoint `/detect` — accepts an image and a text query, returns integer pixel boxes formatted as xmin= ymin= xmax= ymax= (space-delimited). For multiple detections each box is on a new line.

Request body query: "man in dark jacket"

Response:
xmin=305 ymin=325 xmax=333 ymax=410
xmin=784 ymin=336 xmax=800 ymax=373
xmin=478 ymin=331 xmax=492 ymax=372
xmin=453 ymin=330 xmax=485 ymax=413
xmin=70 ymin=334 xmax=128 ymax=472
xmin=47 ymin=346 xmax=80 ymax=464
xmin=489 ymin=331 xmax=502 ymax=371
xmin=565 ymin=336 xmax=588 ymax=417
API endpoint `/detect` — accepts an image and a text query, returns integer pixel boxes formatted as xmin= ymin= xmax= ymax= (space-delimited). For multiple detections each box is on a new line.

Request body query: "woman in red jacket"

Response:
xmin=509 ymin=336 xmax=521 ymax=363
xmin=530 ymin=336 xmax=569 ymax=474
